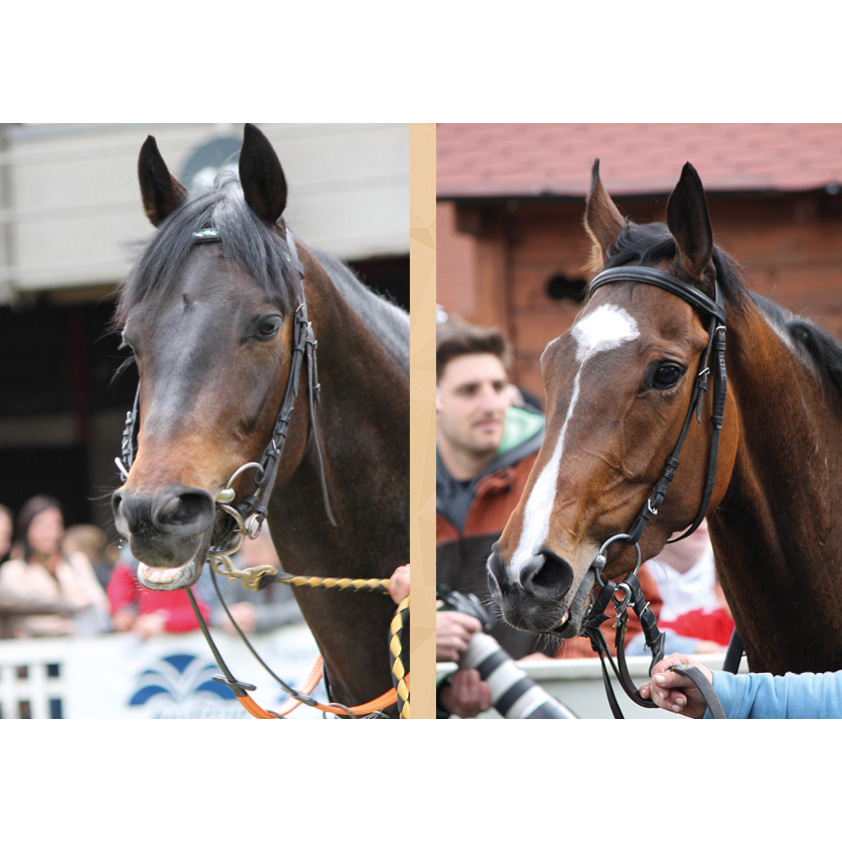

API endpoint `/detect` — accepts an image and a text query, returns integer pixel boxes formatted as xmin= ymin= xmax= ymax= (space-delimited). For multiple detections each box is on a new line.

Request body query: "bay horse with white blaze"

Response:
xmin=488 ymin=160 xmax=842 ymax=676
xmin=112 ymin=124 xmax=409 ymax=713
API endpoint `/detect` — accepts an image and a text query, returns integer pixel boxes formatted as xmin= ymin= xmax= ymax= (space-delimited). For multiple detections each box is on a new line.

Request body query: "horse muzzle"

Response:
xmin=111 ymin=485 xmax=215 ymax=590
xmin=487 ymin=547 xmax=591 ymax=637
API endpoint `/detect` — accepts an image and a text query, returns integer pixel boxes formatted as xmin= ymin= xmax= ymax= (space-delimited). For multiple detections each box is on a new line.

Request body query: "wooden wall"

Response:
xmin=437 ymin=191 xmax=842 ymax=405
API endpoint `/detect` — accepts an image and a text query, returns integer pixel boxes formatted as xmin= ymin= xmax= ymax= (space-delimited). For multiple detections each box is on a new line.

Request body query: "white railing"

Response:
xmin=0 ymin=624 xmax=326 ymax=719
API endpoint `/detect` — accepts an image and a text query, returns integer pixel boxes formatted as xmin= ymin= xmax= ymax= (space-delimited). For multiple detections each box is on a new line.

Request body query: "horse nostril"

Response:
xmin=152 ymin=489 xmax=215 ymax=534
xmin=113 ymin=487 xmax=214 ymax=537
xmin=518 ymin=549 xmax=575 ymax=601
xmin=111 ymin=489 xmax=141 ymax=532
xmin=487 ymin=550 xmax=506 ymax=590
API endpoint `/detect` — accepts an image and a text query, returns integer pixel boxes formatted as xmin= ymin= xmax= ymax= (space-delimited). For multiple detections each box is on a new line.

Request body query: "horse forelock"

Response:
xmin=601 ymin=221 xmax=750 ymax=313
xmin=116 ymin=177 xmax=300 ymax=328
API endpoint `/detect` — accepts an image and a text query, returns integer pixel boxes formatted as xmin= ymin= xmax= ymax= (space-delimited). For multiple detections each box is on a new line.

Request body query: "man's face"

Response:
xmin=436 ymin=353 xmax=510 ymax=457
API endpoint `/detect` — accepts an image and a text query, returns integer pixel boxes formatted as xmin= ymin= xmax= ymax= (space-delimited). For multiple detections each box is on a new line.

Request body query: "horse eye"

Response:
xmin=651 ymin=362 xmax=684 ymax=390
xmin=255 ymin=317 xmax=282 ymax=341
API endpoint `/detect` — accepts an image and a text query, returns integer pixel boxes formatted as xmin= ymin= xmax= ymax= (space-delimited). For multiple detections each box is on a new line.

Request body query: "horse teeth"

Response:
xmin=139 ymin=562 xmax=182 ymax=584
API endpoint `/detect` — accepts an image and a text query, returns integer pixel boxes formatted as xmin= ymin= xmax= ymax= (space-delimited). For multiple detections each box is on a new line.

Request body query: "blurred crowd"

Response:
xmin=0 ymin=494 xmax=304 ymax=641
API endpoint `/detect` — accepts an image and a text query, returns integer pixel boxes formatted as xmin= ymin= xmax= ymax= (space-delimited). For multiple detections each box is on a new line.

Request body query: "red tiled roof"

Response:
xmin=437 ymin=123 xmax=842 ymax=198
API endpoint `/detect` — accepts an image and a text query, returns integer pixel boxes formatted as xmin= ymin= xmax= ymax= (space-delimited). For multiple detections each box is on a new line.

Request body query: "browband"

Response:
xmin=590 ymin=266 xmax=726 ymax=323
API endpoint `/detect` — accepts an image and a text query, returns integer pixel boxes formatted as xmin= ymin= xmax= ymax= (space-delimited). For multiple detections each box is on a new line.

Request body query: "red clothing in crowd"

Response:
xmin=660 ymin=607 xmax=735 ymax=647
xmin=106 ymin=562 xmax=209 ymax=632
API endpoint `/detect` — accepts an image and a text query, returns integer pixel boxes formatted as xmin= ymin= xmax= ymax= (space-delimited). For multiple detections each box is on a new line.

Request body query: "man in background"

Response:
xmin=435 ymin=316 xmax=545 ymax=717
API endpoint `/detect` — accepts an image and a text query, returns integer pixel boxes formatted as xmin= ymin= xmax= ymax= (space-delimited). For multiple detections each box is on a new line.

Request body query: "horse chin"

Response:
xmin=130 ymin=538 xmax=210 ymax=591
xmin=546 ymin=569 xmax=598 ymax=639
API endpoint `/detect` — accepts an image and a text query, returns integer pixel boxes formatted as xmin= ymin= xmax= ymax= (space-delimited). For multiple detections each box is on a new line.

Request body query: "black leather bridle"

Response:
xmin=580 ymin=264 xmax=730 ymax=718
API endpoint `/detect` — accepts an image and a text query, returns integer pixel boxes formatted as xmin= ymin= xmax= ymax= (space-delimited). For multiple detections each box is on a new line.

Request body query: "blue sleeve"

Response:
xmin=709 ymin=670 xmax=842 ymax=718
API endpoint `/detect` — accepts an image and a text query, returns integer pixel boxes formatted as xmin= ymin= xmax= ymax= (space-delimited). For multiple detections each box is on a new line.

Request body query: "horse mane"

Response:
xmin=115 ymin=172 xmax=299 ymax=327
xmin=751 ymin=294 xmax=842 ymax=398
xmin=310 ymin=246 xmax=410 ymax=376
xmin=603 ymin=220 xmax=842 ymax=400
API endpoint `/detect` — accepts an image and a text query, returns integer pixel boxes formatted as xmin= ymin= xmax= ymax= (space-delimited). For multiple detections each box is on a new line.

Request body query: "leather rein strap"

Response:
xmin=580 ymin=265 xmax=730 ymax=719
xmin=189 ymin=568 xmax=411 ymax=718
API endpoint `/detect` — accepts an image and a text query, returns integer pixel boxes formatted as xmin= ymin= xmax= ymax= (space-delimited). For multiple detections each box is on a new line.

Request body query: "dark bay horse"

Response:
xmin=488 ymin=160 xmax=842 ymax=676
xmin=112 ymin=124 xmax=409 ymax=711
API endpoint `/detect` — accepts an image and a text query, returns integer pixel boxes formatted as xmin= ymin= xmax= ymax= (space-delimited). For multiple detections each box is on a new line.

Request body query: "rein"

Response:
xmin=580 ymin=265 xmax=730 ymax=718
xmin=116 ymin=226 xmax=409 ymax=718
xmin=188 ymin=567 xmax=410 ymax=719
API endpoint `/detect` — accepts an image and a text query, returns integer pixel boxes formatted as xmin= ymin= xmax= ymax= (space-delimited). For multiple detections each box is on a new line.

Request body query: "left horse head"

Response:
xmin=488 ymin=160 xmax=739 ymax=640
xmin=112 ymin=124 xmax=310 ymax=591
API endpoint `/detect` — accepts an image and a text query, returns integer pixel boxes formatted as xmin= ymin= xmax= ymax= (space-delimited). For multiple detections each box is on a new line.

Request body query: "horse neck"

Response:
xmin=709 ymin=302 xmax=842 ymax=672
xmin=266 ymin=252 xmax=409 ymax=708
xmin=299 ymin=254 xmax=409 ymax=555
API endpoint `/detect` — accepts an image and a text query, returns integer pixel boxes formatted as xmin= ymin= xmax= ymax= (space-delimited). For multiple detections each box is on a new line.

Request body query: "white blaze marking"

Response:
xmin=511 ymin=304 xmax=640 ymax=579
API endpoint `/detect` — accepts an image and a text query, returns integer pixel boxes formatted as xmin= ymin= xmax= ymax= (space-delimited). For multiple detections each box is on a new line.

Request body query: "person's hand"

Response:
xmin=224 ymin=602 xmax=257 ymax=634
xmin=436 ymin=610 xmax=481 ymax=662
xmin=388 ymin=564 xmax=410 ymax=604
xmin=639 ymin=653 xmax=714 ymax=719
xmin=111 ymin=609 xmax=136 ymax=633
xmin=440 ymin=668 xmax=491 ymax=718
xmin=133 ymin=612 xmax=167 ymax=640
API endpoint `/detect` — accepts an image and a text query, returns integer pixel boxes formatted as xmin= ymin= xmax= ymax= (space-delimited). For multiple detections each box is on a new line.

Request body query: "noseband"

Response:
xmin=116 ymin=227 xmax=337 ymax=559
xmin=580 ymin=265 xmax=729 ymax=718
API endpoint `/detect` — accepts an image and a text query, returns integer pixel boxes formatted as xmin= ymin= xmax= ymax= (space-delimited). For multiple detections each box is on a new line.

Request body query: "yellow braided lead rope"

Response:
xmin=390 ymin=595 xmax=410 ymax=718
xmin=210 ymin=556 xmax=410 ymax=717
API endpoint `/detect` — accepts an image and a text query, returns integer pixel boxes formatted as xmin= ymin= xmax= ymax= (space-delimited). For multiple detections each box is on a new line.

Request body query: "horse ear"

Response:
xmin=239 ymin=123 xmax=287 ymax=227
xmin=666 ymin=163 xmax=715 ymax=285
xmin=138 ymin=136 xmax=188 ymax=228
xmin=584 ymin=159 xmax=626 ymax=270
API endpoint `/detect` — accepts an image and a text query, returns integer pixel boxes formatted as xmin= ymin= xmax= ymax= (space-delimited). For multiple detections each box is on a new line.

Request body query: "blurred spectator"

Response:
xmin=108 ymin=545 xmax=212 ymax=639
xmin=648 ymin=520 xmax=719 ymax=622
xmin=657 ymin=577 xmax=734 ymax=651
xmin=625 ymin=521 xmax=734 ymax=656
xmin=0 ymin=495 xmax=112 ymax=637
xmin=62 ymin=523 xmax=118 ymax=592
xmin=435 ymin=315 xmax=546 ymax=717
xmin=210 ymin=528 xmax=304 ymax=634
xmin=0 ymin=504 xmax=12 ymax=565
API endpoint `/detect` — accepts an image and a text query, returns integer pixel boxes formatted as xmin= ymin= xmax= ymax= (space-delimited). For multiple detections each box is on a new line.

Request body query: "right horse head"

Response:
xmin=488 ymin=160 xmax=739 ymax=640
xmin=111 ymin=124 xmax=313 ymax=591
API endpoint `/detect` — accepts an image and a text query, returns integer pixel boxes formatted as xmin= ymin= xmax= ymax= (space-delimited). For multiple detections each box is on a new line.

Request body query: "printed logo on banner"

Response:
xmin=128 ymin=653 xmax=247 ymax=718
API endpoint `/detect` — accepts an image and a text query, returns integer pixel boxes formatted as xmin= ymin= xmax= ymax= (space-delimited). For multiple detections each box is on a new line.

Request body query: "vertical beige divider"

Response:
xmin=409 ymin=123 xmax=436 ymax=719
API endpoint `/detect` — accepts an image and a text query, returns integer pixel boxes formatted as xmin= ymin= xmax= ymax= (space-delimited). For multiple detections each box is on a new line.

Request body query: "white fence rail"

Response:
xmin=0 ymin=624 xmax=324 ymax=719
